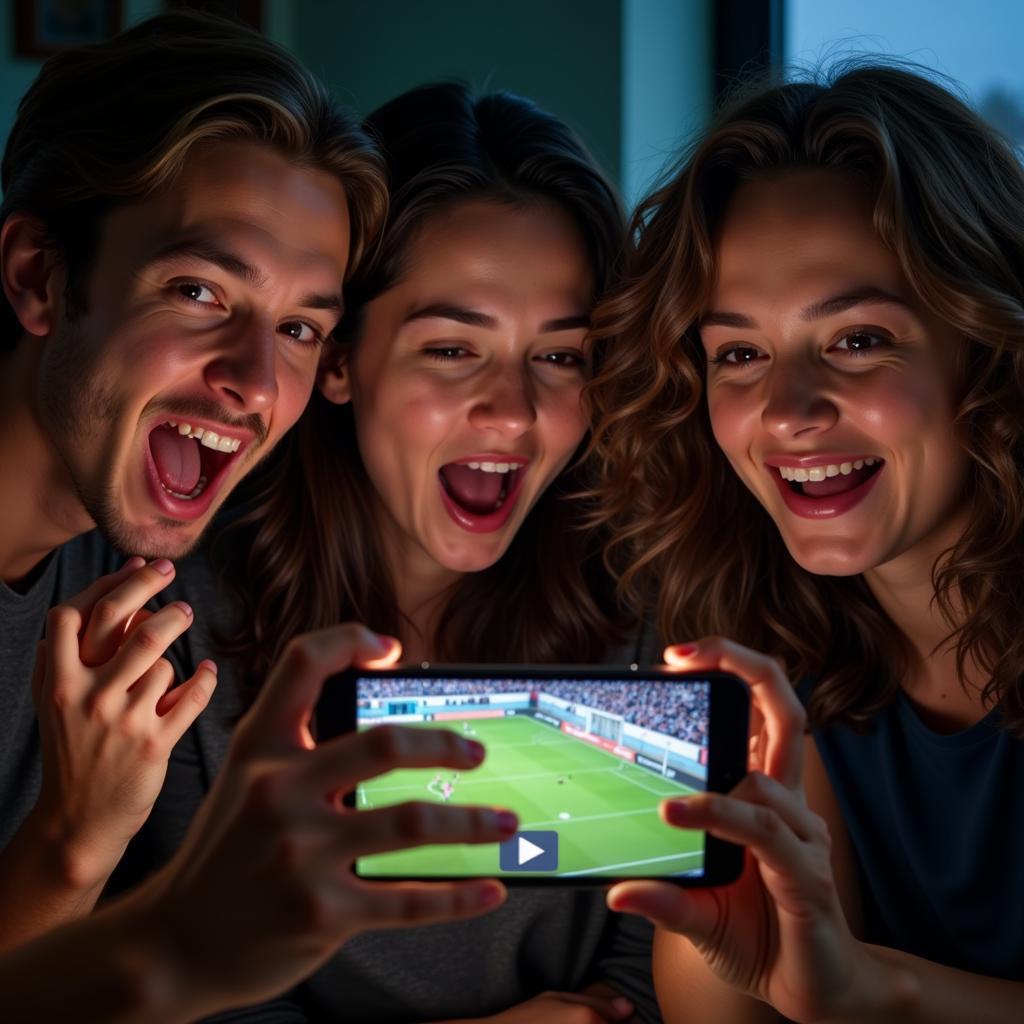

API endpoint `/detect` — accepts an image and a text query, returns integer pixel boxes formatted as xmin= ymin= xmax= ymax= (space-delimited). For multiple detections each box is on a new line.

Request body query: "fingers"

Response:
xmin=607 ymin=880 xmax=724 ymax=946
xmin=303 ymin=723 xmax=486 ymax=794
xmin=104 ymin=602 xmax=194 ymax=688
xmin=59 ymin=556 xmax=146 ymax=620
xmin=349 ymin=878 xmax=506 ymax=931
xmin=664 ymin=636 xmax=805 ymax=789
xmin=241 ymin=624 xmax=401 ymax=754
xmin=156 ymin=661 xmax=218 ymax=740
xmin=79 ymin=559 xmax=178 ymax=666
xmin=338 ymin=801 xmax=517 ymax=859
xmin=661 ymin=775 xmax=825 ymax=890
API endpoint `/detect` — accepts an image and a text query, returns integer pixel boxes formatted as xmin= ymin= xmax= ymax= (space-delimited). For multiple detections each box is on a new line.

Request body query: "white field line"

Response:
xmin=520 ymin=806 xmax=656 ymax=829
xmin=366 ymin=765 xmax=613 ymax=795
xmin=559 ymin=849 xmax=703 ymax=877
xmin=521 ymin=715 xmax=689 ymax=798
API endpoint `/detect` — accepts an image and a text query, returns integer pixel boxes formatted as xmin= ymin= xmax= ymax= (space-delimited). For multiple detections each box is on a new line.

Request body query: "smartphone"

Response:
xmin=318 ymin=665 xmax=748 ymax=886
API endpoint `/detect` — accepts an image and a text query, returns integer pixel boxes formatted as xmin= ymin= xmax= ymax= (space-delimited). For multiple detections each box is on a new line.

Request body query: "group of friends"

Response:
xmin=1 ymin=10 xmax=1021 ymax=1023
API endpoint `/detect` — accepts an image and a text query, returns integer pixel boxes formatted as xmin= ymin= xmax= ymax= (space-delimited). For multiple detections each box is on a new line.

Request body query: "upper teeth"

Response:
xmin=465 ymin=461 xmax=516 ymax=473
xmin=778 ymin=457 xmax=879 ymax=482
xmin=167 ymin=421 xmax=241 ymax=453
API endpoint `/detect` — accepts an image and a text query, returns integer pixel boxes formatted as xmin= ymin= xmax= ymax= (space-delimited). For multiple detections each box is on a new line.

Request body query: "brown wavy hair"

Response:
xmin=1 ymin=11 xmax=387 ymax=350
xmin=586 ymin=62 xmax=1024 ymax=735
xmin=215 ymin=83 xmax=628 ymax=687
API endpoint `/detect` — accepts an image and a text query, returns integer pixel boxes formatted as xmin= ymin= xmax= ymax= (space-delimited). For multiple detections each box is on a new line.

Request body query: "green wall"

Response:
xmin=1 ymin=1 xmax=713 ymax=204
xmin=293 ymin=0 xmax=623 ymax=183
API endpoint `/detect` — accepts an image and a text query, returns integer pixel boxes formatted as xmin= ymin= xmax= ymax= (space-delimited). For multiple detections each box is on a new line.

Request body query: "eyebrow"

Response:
xmin=404 ymin=303 xmax=590 ymax=333
xmin=149 ymin=239 xmax=343 ymax=314
xmin=700 ymin=287 xmax=913 ymax=329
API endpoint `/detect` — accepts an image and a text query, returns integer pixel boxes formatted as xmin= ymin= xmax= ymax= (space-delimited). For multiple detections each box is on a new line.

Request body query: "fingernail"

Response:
xmin=495 ymin=810 xmax=518 ymax=836
xmin=374 ymin=632 xmax=397 ymax=651
xmin=151 ymin=558 xmax=174 ymax=575
xmin=612 ymin=997 xmax=634 ymax=1016
xmin=478 ymin=884 xmax=503 ymax=908
xmin=466 ymin=739 xmax=485 ymax=764
xmin=664 ymin=799 xmax=692 ymax=826
xmin=122 ymin=556 xmax=146 ymax=572
xmin=173 ymin=601 xmax=193 ymax=619
xmin=200 ymin=659 xmax=218 ymax=676
xmin=670 ymin=643 xmax=697 ymax=658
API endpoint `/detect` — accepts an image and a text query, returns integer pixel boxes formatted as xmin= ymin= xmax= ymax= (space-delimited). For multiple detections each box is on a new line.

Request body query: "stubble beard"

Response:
xmin=38 ymin=319 xmax=201 ymax=560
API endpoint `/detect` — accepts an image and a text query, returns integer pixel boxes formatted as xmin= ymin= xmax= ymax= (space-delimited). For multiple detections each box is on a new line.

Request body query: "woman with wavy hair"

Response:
xmin=586 ymin=65 xmax=1024 ymax=1021
xmin=144 ymin=82 xmax=658 ymax=1022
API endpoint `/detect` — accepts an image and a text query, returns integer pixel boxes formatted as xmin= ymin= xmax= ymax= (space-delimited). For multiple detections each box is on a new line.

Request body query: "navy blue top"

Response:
xmin=807 ymin=689 xmax=1024 ymax=980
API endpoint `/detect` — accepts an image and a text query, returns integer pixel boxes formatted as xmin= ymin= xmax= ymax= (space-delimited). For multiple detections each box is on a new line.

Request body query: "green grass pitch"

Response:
xmin=356 ymin=714 xmax=704 ymax=879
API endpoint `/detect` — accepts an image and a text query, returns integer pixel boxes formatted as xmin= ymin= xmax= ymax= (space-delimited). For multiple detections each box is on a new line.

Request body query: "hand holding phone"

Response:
xmin=319 ymin=664 xmax=749 ymax=886
xmin=607 ymin=638 xmax=907 ymax=1023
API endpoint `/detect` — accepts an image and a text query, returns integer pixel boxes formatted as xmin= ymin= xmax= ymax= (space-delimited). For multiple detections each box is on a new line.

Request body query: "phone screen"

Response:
xmin=350 ymin=672 xmax=725 ymax=881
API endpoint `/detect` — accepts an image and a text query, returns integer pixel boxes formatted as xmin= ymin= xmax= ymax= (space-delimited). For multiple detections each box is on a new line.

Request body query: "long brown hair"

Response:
xmin=587 ymin=63 xmax=1024 ymax=734
xmin=215 ymin=83 xmax=628 ymax=687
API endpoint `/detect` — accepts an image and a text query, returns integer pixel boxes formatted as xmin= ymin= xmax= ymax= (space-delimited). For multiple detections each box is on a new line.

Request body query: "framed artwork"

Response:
xmin=14 ymin=0 xmax=122 ymax=58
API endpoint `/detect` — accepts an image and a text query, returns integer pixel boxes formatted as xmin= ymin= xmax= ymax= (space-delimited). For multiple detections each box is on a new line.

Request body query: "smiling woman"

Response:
xmin=217 ymin=81 xmax=627 ymax=675
xmin=587 ymin=62 xmax=1024 ymax=1023
xmin=174 ymin=82 xmax=659 ymax=1023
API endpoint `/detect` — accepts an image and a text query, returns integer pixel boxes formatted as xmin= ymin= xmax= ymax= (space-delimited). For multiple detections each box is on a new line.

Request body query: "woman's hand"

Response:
xmin=30 ymin=557 xmax=217 ymax=889
xmin=607 ymin=637 xmax=915 ymax=1023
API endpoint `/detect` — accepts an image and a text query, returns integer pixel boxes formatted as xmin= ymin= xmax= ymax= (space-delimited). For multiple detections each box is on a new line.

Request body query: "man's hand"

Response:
xmin=134 ymin=623 xmax=517 ymax=1017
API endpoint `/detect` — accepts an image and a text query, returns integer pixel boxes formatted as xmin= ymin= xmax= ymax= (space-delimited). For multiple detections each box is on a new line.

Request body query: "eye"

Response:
xmin=279 ymin=320 xmax=324 ymax=348
xmin=423 ymin=345 xmax=472 ymax=362
xmin=536 ymin=349 xmax=586 ymax=370
xmin=831 ymin=330 xmax=891 ymax=356
xmin=175 ymin=281 xmax=219 ymax=306
xmin=709 ymin=344 xmax=763 ymax=367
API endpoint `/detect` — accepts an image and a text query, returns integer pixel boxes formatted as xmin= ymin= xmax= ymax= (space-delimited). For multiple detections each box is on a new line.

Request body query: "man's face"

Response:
xmin=37 ymin=140 xmax=351 ymax=557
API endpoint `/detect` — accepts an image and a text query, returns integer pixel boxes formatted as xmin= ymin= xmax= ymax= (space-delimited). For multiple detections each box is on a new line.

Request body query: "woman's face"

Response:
xmin=700 ymin=169 xmax=971 ymax=579
xmin=326 ymin=198 xmax=594 ymax=580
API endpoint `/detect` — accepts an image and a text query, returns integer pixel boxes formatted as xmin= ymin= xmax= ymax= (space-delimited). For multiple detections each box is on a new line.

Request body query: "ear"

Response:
xmin=317 ymin=350 xmax=352 ymax=405
xmin=0 ymin=213 xmax=64 ymax=338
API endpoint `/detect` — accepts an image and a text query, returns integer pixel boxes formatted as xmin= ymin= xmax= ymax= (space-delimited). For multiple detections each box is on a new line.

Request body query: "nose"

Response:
xmin=203 ymin=318 xmax=280 ymax=414
xmin=761 ymin=361 xmax=838 ymax=439
xmin=467 ymin=367 xmax=537 ymax=437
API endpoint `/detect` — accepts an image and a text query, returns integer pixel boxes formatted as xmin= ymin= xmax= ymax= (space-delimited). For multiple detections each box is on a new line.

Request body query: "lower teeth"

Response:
xmin=161 ymin=475 xmax=208 ymax=501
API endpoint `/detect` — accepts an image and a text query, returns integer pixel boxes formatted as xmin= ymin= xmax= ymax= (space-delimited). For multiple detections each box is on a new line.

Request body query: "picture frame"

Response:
xmin=14 ymin=0 xmax=122 ymax=58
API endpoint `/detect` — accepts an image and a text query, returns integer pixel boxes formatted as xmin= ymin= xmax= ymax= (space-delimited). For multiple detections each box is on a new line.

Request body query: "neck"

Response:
xmin=380 ymin=523 xmax=462 ymax=665
xmin=0 ymin=342 xmax=93 ymax=584
xmin=863 ymin=508 xmax=987 ymax=731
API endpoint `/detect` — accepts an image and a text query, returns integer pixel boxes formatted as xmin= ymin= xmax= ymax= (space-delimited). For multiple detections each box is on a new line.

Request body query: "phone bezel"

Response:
xmin=319 ymin=664 xmax=749 ymax=887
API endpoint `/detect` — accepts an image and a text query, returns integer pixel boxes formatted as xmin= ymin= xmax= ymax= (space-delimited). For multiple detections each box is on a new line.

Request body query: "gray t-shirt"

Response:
xmin=126 ymin=544 xmax=662 ymax=1024
xmin=0 ymin=531 xmax=121 ymax=851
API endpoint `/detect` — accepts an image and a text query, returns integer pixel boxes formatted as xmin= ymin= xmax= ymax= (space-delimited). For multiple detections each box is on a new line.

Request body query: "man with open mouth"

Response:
xmin=0 ymin=12 xmax=516 ymax=1022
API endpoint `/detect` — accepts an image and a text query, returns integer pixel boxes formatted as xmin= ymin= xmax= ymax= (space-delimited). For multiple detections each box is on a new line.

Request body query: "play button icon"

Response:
xmin=500 ymin=830 xmax=558 ymax=871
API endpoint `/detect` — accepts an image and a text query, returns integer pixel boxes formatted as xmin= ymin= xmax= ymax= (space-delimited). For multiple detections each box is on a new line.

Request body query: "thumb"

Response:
xmin=607 ymin=881 xmax=723 ymax=946
xmin=240 ymin=624 xmax=400 ymax=754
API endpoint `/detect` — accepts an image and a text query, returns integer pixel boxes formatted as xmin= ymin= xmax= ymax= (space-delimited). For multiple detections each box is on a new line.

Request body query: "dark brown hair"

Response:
xmin=216 ymin=82 xmax=627 ymax=685
xmin=587 ymin=63 xmax=1024 ymax=734
xmin=1 ymin=10 xmax=387 ymax=349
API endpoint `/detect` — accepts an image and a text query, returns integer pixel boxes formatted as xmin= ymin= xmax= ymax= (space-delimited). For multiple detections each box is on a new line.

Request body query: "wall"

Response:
xmin=0 ymin=1 xmax=713 ymax=204
xmin=293 ymin=0 xmax=623 ymax=183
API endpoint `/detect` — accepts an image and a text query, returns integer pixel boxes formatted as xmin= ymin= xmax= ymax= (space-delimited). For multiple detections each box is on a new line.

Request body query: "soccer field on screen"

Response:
xmin=356 ymin=714 xmax=704 ymax=878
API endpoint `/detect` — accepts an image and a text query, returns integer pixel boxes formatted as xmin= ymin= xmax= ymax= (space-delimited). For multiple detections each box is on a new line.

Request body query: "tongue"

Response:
xmin=441 ymin=464 xmax=504 ymax=514
xmin=150 ymin=426 xmax=202 ymax=494
xmin=801 ymin=465 xmax=876 ymax=498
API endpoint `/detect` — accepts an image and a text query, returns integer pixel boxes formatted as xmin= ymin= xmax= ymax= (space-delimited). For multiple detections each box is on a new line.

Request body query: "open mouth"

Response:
xmin=147 ymin=420 xmax=246 ymax=505
xmin=776 ymin=457 xmax=883 ymax=498
xmin=439 ymin=459 xmax=524 ymax=516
